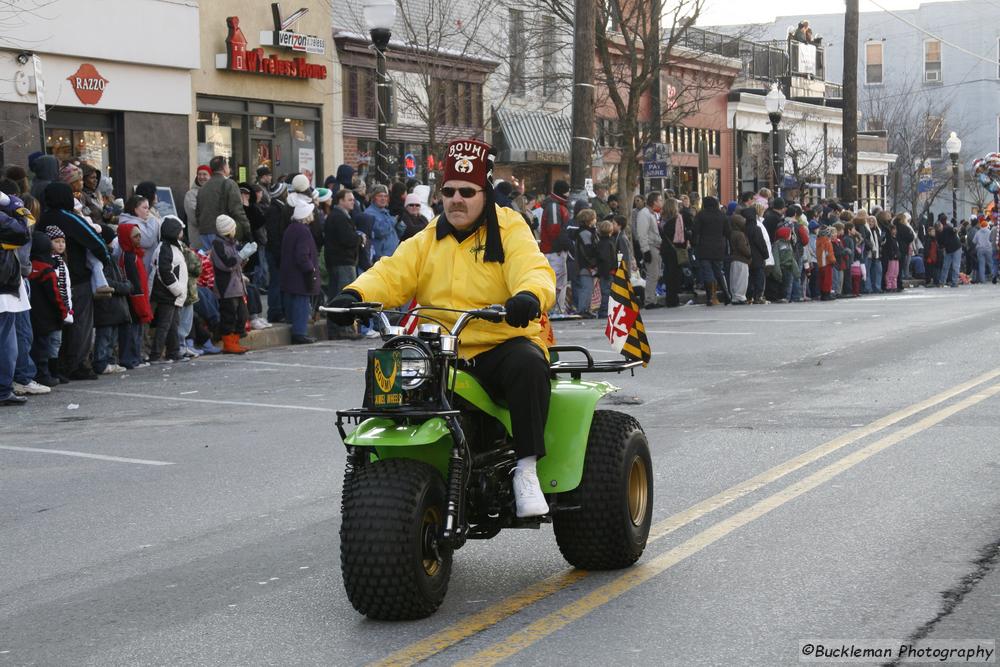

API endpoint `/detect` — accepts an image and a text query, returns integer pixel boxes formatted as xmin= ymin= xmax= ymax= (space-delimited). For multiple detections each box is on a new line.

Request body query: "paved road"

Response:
xmin=3 ymin=287 xmax=999 ymax=666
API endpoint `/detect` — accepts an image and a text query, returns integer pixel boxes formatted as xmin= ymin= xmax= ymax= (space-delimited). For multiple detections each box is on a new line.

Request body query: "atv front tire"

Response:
xmin=340 ymin=458 xmax=453 ymax=619
xmin=553 ymin=410 xmax=653 ymax=569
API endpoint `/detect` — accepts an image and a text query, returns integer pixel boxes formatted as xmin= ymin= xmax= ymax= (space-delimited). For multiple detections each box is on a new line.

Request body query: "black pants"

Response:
xmin=150 ymin=302 xmax=180 ymax=361
xmin=60 ymin=283 xmax=94 ymax=373
xmin=219 ymin=297 xmax=248 ymax=335
xmin=465 ymin=337 xmax=550 ymax=460
xmin=661 ymin=245 xmax=682 ymax=307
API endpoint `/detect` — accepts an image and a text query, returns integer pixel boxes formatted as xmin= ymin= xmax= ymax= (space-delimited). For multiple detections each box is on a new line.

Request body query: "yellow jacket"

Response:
xmin=348 ymin=205 xmax=556 ymax=359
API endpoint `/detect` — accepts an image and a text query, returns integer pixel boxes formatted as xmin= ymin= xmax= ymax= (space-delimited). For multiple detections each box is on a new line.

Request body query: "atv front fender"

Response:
xmin=344 ymin=417 xmax=452 ymax=478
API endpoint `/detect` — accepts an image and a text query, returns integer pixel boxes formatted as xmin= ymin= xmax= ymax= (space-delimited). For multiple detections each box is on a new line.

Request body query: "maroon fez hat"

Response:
xmin=442 ymin=139 xmax=494 ymax=187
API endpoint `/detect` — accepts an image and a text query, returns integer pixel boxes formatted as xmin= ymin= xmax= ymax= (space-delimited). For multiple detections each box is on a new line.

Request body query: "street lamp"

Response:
xmin=945 ymin=131 xmax=961 ymax=223
xmin=364 ymin=0 xmax=396 ymax=186
xmin=764 ymin=82 xmax=786 ymax=195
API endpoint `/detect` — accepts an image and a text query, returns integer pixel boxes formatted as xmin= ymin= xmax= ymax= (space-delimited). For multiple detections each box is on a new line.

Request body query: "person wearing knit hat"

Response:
xmin=210 ymin=213 xmax=249 ymax=354
xmin=399 ymin=191 xmax=429 ymax=242
xmin=327 ymin=137 xmax=556 ymax=518
xmin=280 ymin=197 xmax=320 ymax=345
xmin=216 ymin=214 xmax=237 ymax=238
xmin=59 ymin=164 xmax=83 ymax=188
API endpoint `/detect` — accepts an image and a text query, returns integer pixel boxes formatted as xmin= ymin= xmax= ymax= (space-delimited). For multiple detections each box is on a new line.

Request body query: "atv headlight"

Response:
xmin=398 ymin=343 xmax=432 ymax=390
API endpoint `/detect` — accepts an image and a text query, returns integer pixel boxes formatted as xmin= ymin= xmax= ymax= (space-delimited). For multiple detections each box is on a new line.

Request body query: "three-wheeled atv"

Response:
xmin=322 ymin=302 xmax=652 ymax=620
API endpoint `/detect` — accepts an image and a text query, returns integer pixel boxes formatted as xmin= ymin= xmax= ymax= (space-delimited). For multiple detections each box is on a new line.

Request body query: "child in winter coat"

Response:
xmin=883 ymin=224 xmax=901 ymax=291
xmin=923 ymin=225 xmax=941 ymax=287
xmin=44 ymin=226 xmax=73 ymax=382
xmin=148 ymin=215 xmax=188 ymax=363
xmin=211 ymin=214 xmax=249 ymax=354
xmin=595 ymin=219 xmax=618 ymax=318
xmin=27 ymin=232 xmax=67 ymax=387
xmin=117 ymin=223 xmax=153 ymax=369
xmin=815 ymin=227 xmax=835 ymax=300
xmin=774 ymin=227 xmax=799 ymax=303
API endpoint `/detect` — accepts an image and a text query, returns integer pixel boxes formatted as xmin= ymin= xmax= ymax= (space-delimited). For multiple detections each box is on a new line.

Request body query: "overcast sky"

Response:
xmin=697 ymin=0 xmax=965 ymax=26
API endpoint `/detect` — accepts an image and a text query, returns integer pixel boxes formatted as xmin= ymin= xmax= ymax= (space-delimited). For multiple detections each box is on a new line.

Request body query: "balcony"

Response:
xmin=674 ymin=27 xmax=840 ymax=100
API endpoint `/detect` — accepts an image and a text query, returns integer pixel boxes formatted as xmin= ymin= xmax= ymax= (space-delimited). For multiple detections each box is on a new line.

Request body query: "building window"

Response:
xmin=541 ymin=15 xmax=556 ymax=97
xmin=865 ymin=41 xmax=883 ymax=85
xmin=924 ymin=39 xmax=942 ymax=82
xmin=509 ymin=9 xmax=525 ymax=96
xmin=343 ymin=65 xmax=376 ymax=119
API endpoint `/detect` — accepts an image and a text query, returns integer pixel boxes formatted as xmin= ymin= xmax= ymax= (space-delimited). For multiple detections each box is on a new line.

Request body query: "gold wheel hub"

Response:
xmin=421 ymin=506 xmax=442 ymax=577
xmin=627 ymin=456 xmax=649 ymax=527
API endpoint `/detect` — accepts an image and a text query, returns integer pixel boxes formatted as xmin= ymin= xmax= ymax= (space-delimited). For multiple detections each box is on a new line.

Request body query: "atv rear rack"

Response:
xmin=548 ymin=345 xmax=643 ymax=380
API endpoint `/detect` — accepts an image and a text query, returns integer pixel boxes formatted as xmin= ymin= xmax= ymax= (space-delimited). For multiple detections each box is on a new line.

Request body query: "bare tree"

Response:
xmin=861 ymin=76 xmax=969 ymax=219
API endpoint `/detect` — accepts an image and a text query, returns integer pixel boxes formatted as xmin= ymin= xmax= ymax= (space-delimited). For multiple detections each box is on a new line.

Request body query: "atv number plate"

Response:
xmin=364 ymin=349 xmax=405 ymax=408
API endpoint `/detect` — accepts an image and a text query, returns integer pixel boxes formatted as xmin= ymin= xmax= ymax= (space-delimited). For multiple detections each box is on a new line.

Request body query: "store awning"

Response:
xmin=493 ymin=108 xmax=571 ymax=164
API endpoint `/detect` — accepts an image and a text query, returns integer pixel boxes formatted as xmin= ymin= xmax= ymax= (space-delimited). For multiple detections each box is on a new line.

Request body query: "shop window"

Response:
xmin=343 ymin=65 xmax=377 ymax=119
xmin=276 ymin=118 xmax=318 ymax=185
xmin=47 ymin=129 xmax=111 ymax=176
xmin=541 ymin=15 xmax=556 ymax=97
xmin=197 ymin=112 xmax=245 ymax=177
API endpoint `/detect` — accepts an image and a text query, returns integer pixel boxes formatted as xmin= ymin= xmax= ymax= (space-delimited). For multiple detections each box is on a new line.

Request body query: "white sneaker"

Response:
xmin=364 ymin=330 xmax=381 ymax=339
xmin=13 ymin=380 xmax=51 ymax=395
xmin=512 ymin=467 xmax=549 ymax=518
xmin=101 ymin=364 xmax=127 ymax=374
xmin=186 ymin=346 xmax=203 ymax=357
xmin=250 ymin=317 xmax=271 ymax=330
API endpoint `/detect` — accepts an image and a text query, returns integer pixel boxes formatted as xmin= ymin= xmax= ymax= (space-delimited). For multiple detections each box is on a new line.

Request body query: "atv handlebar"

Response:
xmin=317 ymin=303 xmax=508 ymax=337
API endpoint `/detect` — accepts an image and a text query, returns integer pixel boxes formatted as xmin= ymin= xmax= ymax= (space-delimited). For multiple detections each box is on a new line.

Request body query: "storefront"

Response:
xmin=0 ymin=0 xmax=198 ymax=199
xmin=193 ymin=1 xmax=340 ymax=187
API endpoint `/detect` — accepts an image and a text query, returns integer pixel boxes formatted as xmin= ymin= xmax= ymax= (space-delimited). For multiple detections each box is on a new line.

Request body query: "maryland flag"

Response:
xmin=605 ymin=260 xmax=651 ymax=366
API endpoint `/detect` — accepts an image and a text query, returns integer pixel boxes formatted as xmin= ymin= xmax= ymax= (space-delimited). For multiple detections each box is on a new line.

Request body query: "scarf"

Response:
xmin=672 ymin=214 xmax=685 ymax=245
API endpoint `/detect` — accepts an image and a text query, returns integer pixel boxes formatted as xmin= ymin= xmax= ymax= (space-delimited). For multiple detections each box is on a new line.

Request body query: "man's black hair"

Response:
xmin=553 ymin=180 xmax=570 ymax=196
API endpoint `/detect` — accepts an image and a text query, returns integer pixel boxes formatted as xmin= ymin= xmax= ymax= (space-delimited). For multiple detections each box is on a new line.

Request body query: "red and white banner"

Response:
xmin=605 ymin=295 xmax=639 ymax=353
xmin=399 ymin=298 xmax=420 ymax=334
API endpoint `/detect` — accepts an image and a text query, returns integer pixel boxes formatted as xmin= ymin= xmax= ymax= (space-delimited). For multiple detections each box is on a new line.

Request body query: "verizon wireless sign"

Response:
xmin=275 ymin=30 xmax=325 ymax=54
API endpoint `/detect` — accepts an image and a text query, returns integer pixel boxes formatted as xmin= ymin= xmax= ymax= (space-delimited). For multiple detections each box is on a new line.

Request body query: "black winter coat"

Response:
xmin=939 ymin=225 xmax=962 ymax=253
xmin=691 ymin=203 xmax=731 ymax=261
xmin=324 ymin=206 xmax=360 ymax=267
xmin=93 ymin=258 xmax=133 ymax=327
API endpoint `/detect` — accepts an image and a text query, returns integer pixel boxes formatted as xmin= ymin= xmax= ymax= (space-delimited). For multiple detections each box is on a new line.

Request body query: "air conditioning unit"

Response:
xmin=925 ymin=70 xmax=940 ymax=82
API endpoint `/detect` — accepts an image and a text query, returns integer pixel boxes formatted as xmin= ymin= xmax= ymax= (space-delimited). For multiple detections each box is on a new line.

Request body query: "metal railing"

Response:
xmin=674 ymin=27 xmax=834 ymax=94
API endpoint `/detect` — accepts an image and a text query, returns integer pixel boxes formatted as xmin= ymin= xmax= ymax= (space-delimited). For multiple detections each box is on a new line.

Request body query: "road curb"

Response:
xmin=242 ymin=321 xmax=327 ymax=351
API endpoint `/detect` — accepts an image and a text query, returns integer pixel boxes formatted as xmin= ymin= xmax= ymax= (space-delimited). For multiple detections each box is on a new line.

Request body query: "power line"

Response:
xmin=866 ymin=0 xmax=1000 ymax=67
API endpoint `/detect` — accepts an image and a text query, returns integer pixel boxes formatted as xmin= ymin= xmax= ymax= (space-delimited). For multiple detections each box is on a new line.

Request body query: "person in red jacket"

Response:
xmin=539 ymin=181 xmax=572 ymax=314
xmin=117 ymin=223 xmax=153 ymax=369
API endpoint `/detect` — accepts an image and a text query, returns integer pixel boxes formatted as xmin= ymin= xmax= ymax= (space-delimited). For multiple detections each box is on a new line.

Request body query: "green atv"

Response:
xmin=323 ymin=302 xmax=652 ymax=620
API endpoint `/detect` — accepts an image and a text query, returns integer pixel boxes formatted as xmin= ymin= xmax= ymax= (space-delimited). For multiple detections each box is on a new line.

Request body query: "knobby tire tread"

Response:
xmin=553 ymin=410 xmax=652 ymax=570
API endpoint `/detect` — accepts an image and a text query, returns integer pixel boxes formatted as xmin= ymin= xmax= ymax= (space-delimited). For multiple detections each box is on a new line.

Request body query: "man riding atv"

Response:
xmin=327 ymin=138 xmax=556 ymax=518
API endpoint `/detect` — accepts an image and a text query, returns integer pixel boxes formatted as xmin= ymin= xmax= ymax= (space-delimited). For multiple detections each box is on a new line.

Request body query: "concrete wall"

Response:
xmin=123 ymin=112 xmax=190 ymax=211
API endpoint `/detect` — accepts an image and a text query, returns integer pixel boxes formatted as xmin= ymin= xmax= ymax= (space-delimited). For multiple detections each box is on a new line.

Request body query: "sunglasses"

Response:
xmin=406 ymin=203 xmax=421 ymax=207
xmin=441 ymin=186 xmax=483 ymax=199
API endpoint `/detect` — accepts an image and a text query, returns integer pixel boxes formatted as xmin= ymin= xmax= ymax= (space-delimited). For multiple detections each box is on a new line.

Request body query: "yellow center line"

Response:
xmin=369 ymin=367 xmax=1000 ymax=667
xmin=456 ymin=382 xmax=1000 ymax=666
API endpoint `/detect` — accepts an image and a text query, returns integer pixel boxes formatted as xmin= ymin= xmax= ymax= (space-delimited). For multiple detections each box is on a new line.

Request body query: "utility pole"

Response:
xmin=842 ymin=0 xmax=859 ymax=208
xmin=569 ymin=0 xmax=596 ymax=203
xmin=649 ymin=0 xmax=663 ymax=194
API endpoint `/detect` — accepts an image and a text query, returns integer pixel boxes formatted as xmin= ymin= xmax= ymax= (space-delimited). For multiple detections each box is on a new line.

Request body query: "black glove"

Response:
xmin=642 ymin=250 xmax=652 ymax=264
xmin=504 ymin=292 xmax=541 ymax=328
xmin=326 ymin=291 xmax=361 ymax=326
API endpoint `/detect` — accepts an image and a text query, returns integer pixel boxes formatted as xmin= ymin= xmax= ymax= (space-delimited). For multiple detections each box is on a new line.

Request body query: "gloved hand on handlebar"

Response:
xmin=504 ymin=291 xmax=540 ymax=328
xmin=326 ymin=291 xmax=361 ymax=325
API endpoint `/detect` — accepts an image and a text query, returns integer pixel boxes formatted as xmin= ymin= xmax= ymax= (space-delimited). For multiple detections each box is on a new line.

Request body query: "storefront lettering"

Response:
xmin=67 ymin=64 xmax=109 ymax=105
xmin=220 ymin=16 xmax=327 ymax=81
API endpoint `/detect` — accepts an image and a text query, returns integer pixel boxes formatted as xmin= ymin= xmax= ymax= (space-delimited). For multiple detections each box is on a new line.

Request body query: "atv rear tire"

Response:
xmin=340 ymin=458 xmax=453 ymax=619
xmin=553 ymin=410 xmax=652 ymax=570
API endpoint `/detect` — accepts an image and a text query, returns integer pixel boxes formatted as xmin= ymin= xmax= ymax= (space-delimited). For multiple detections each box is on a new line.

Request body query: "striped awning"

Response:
xmin=493 ymin=107 xmax=571 ymax=164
